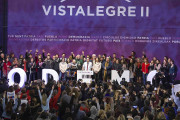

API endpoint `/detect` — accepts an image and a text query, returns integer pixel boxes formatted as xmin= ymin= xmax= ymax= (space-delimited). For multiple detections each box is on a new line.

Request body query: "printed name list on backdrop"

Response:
xmin=8 ymin=0 xmax=180 ymax=77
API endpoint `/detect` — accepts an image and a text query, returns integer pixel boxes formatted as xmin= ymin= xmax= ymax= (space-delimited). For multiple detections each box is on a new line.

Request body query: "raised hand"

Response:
xmin=52 ymin=85 xmax=54 ymax=90
xmin=3 ymin=91 xmax=6 ymax=98
xmin=58 ymin=82 xmax=61 ymax=87
xmin=37 ymin=85 xmax=40 ymax=90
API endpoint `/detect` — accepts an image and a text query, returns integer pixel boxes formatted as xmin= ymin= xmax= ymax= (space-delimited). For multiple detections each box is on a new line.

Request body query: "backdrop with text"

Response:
xmin=7 ymin=0 xmax=180 ymax=78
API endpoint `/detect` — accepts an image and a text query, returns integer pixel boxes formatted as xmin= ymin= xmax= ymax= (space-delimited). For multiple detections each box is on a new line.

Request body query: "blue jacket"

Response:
xmin=169 ymin=65 xmax=175 ymax=75
xmin=38 ymin=89 xmax=53 ymax=111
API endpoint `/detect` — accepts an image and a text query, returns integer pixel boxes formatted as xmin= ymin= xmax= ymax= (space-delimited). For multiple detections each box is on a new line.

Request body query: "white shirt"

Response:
xmin=59 ymin=62 xmax=68 ymax=73
xmin=93 ymin=62 xmax=101 ymax=73
xmin=82 ymin=62 xmax=92 ymax=71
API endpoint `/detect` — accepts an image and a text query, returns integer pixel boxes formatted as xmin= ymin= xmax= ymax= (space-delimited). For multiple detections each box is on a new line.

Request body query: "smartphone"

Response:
xmin=133 ymin=106 xmax=137 ymax=109
xmin=123 ymin=96 xmax=126 ymax=99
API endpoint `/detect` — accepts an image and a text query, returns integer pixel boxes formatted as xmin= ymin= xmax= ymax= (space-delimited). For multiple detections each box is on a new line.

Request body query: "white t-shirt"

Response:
xmin=59 ymin=62 xmax=68 ymax=73
xmin=93 ymin=62 xmax=101 ymax=73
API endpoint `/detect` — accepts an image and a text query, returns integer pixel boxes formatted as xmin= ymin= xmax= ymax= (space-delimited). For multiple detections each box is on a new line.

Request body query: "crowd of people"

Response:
xmin=0 ymin=49 xmax=179 ymax=120
xmin=0 ymin=50 xmax=178 ymax=85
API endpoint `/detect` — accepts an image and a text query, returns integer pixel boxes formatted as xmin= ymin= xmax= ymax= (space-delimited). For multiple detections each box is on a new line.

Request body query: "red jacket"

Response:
xmin=3 ymin=62 xmax=11 ymax=76
xmin=142 ymin=63 xmax=150 ymax=74
xmin=20 ymin=90 xmax=31 ymax=103
xmin=50 ymin=87 xmax=61 ymax=110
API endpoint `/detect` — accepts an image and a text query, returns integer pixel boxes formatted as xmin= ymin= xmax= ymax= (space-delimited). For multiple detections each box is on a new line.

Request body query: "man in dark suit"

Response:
xmin=102 ymin=57 xmax=112 ymax=82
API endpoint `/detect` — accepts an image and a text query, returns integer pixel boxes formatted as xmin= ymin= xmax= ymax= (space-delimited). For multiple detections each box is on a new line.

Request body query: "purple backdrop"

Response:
xmin=8 ymin=0 xmax=180 ymax=78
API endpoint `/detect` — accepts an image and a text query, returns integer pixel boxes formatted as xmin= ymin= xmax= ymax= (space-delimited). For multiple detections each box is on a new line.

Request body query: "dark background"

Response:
xmin=0 ymin=0 xmax=8 ymax=53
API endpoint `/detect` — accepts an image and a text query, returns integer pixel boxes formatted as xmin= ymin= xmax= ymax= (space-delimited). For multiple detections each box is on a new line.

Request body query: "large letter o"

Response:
xmin=8 ymin=68 xmax=27 ymax=88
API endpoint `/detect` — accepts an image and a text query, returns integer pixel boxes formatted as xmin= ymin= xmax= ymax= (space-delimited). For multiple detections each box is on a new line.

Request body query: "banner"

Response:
xmin=7 ymin=91 xmax=15 ymax=102
xmin=7 ymin=0 xmax=180 ymax=78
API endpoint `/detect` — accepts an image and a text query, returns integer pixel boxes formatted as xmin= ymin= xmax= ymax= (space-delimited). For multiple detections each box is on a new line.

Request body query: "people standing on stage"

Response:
xmin=70 ymin=59 xmax=78 ymax=80
xmin=0 ymin=53 xmax=7 ymax=79
xmin=59 ymin=58 xmax=68 ymax=81
xmin=161 ymin=59 xmax=169 ymax=77
xmin=93 ymin=58 xmax=101 ymax=83
xmin=28 ymin=58 xmax=36 ymax=82
xmin=1 ymin=50 xmax=179 ymax=85
xmin=102 ymin=54 xmax=106 ymax=63
xmin=82 ymin=57 xmax=92 ymax=71
xmin=82 ymin=57 xmax=93 ymax=80
xmin=12 ymin=58 xmax=19 ymax=68
xmin=142 ymin=58 xmax=150 ymax=85
xmin=102 ymin=57 xmax=112 ymax=82
xmin=60 ymin=53 xmax=66 ymax=62
xmin=66 ymin=58 xmax=72 ymax=79
xmin=148 ymin=60 xmax=155 ymax=73
xmin=52 ymin=55 xmax=60 ymax=73
xmin=55 ymin=54 xmax=60 ymax=62
xmin=129 ymin=51 xmax=136 ymax=61
xmin=76 ymin=54 xmax=83 ymax=70
xmin=135 ymin=58 xmax=142 ymax=83
xmin=152 ymin=57 xmax=157 ymax=64
xmin=37 ymin=58 xmax=44 ymax=79
xmin=167 ymin=58 xmax=172 ymax=69
xmin=44 ymin=54 xmax=53 ymax=69
xmin=169 ymin=60 xmax=177 ymax=83
xmin=120 ymin=58 xmax=127 ymax=75
xmin=9 ymin=53 xmax=15 ymax=63
xmin=128 ymin=58 xmax=136 ymax=82
xmin=141 ymin=54 xmax=146 ymax=63
xmin=112 ymin=59 xmax=122 ymax=72
xmin=2 ymin=57 xmax=11 ymax=78
xmin=44 ymin=54 xmax=53 ymax=80
xmin=92 ymin=54 xmax=96 ymax=65
xmin=112 ymin=53 xmax=116 ymax=60
xmin=18 ymin=54 xmax=24 ymax=67
xmin=155 ymin=60 xmax=161 ymax=72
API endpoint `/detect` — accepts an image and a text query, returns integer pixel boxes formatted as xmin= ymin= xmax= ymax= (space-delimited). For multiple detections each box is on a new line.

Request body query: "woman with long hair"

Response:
xmin=135 ymin=58 xmax=142 ymax=84
xmin=128 ymin=58 xmax=136 ymax=82
xmin=142 ymin=58 xmax=150 ymax=85
xmin=2 ymin=57 xmax=11 ymax=78
xmin=93 ymin=57 xmax=102 ymax=83
xmin=37 ymin=85 xmax=54 ymax=112
xmin=169 ymin=60 xmax=176 ymax=83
